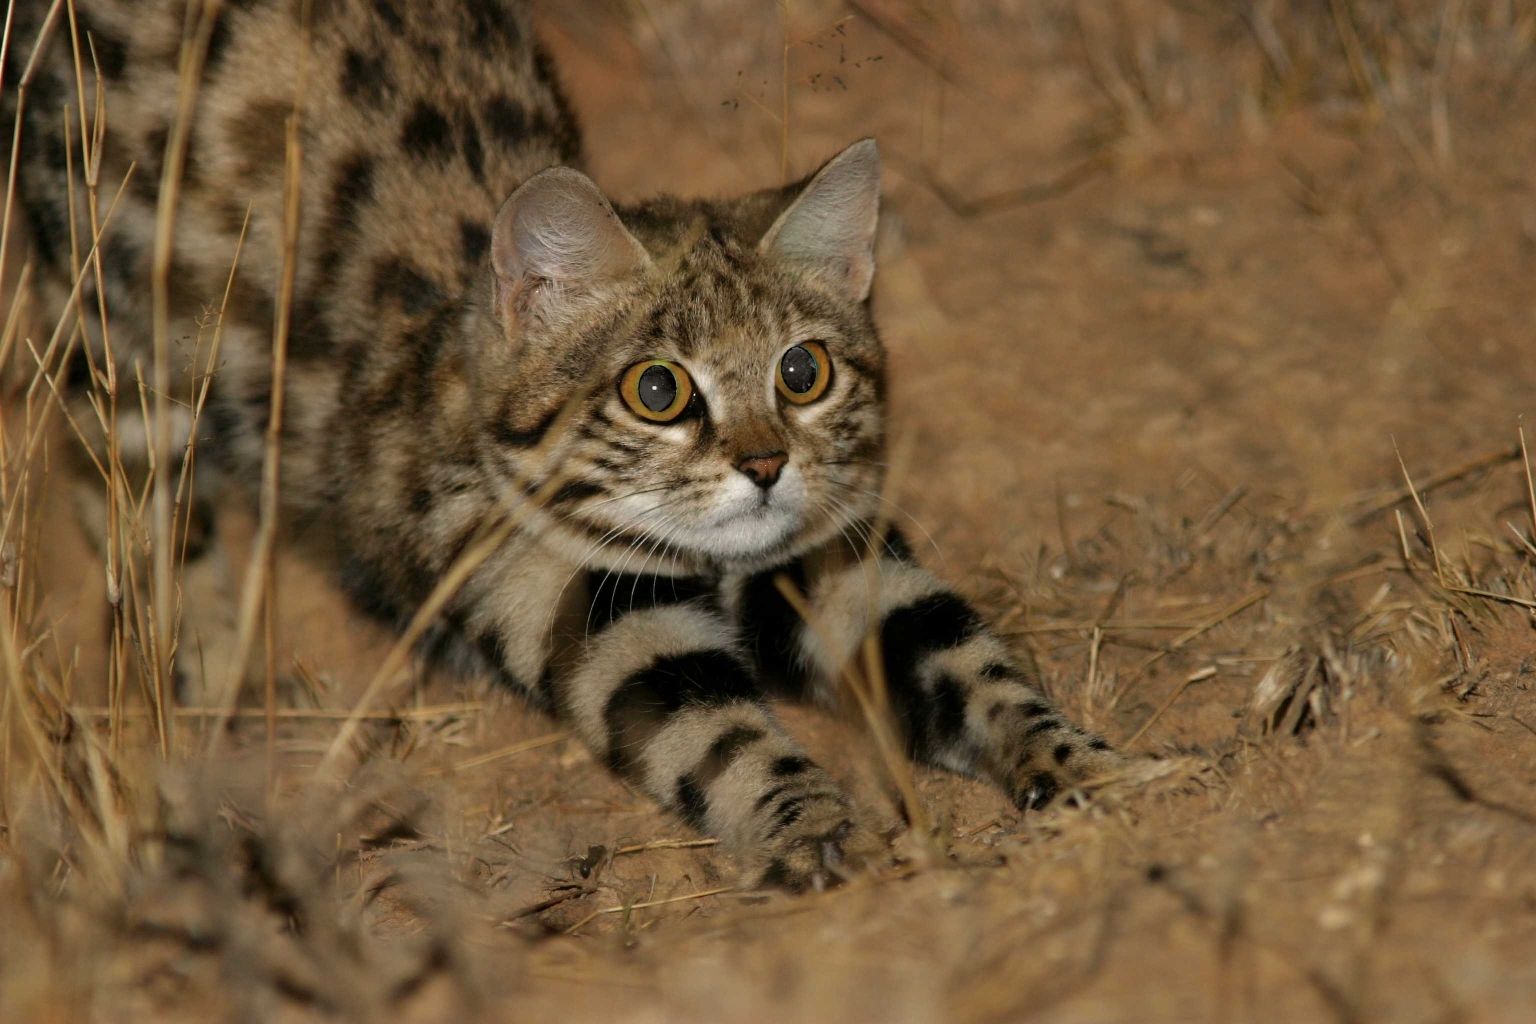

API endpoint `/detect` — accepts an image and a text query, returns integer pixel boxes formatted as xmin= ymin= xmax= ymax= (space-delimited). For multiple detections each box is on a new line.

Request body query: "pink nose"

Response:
xmin=736 ymin=451 xmax=788 ymax=489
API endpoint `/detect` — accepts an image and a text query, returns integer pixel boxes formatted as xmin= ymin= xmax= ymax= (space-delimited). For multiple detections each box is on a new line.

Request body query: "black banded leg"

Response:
xmin=780 ymin=540 xmax=1125 ymax=811
xmin=553 ymin=602 xmax=876 ymax=889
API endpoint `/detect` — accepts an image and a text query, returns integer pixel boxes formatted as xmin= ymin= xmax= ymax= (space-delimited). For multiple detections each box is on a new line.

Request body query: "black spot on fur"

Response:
xmin=1018 ymin=772 xmax=1059 ymax=811
xmin=1019 ymin=701 xmax=1050 ymax=719
xmin=341 ymin=48 xmax=392 ymax=108
xmin=204 ymin=13 xmax=233 ymax=72
xmin=409 ymin=487 xmax=433 ymax=515
xmin=77 ymin=17 xmax=129 ymax=80
xmin=297 ymin=154 xmax=375 ymax=321
xmin=181 ymin=497 xmax=218 ymax=564
xmin=41 ymin=130 xmax=68 ymax=172
xmin=457 ymin=113 xmax=484 ymax=181
xmin=64 ymin=352 xmax=95 ymax=392
xmin=288 ymin=299 xmax=334 ymax=360
xmin=372 ymin=0 xmax=406 ymax=33
xmin=1053 ymin=743 xmax=1074 ymax=765
xmin=603 ymin=651 xmax=760 ymax=774
xmin=980 ymin=662 xmax=1020 ymax=680
xmin=676 ymin=776 xmax=708 ymax=830
xmin=1089 ymin=737 xmax=1111 ymax=751
xmin=25 ymin=194 xmax=68 ymax=268
xmin=770 ymin=755 xmax=810 ymax=778
xmin=883 ymin=528 xmax=915 ymax=562
xmin=227 ymin=98 xmax=289 ymax=177
xmin=482 ymin=94 xmax=531 ymax=147
xmin=27 ymin=71 xmax=63 ymax=112
xmin=459 ymin=220 xmax=490 ymax=267
xmin=401 ymin=101 xmax=453 ymax=163
xmin=371 ymin=257 xmax=444 ymax=316
xmin=339 ymin=557 xmax=406 ymax=625
xmin=531 ymin=46 xmax=582 ymax=161
xmin=585 ymin=572 xmax=717 ymax=632
xmin=738 ymin=560 xmax=808 ymax=690
xmin=463 ymin=0 xmax=521 ymax=48
xmin=1026 ymin=718 xmax=1060 ymax=738
xmin=758 ymin=858 xmax=798 ymax=891
xmin=334 ymin=153 xmax=377 ymax=215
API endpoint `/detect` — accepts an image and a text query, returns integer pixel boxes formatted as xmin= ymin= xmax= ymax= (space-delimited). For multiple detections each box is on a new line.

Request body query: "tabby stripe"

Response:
xmin=878 ymin=592 xmax=982 ymax=758
xmin=493 ymin=404 xmax=561 ymax=448
xmin=674 ymin=724 xmax=765 ymax=829
xmin=602 ymin=651 xmax=760 ymax=774
xmin=737 ymin=559 xmax=809 ymax=690
xmin=762 ymin=789 xmax=842 ymax=837
xmin=585 ymin=572 xmax=718 ymax=633
xmin=549 ymin=479 xmax=605 ymax=505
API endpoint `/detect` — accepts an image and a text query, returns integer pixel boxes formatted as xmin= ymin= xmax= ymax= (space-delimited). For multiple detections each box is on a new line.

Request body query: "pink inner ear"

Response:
xmin=493 ymin=168 xmax=650 ymax=291
xmin=759 ymin=140 xmax=880 ymax=302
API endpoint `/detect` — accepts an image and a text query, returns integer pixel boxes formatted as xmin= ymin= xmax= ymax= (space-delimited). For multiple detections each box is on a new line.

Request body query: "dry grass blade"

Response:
xmin=614 ymin=837 xmax=719 ymax=857
xmin=1352 ymin=444 xmax=1518 ymax=523
xmin=315 ymin=452 xmax=576 ymax=774
xmin=438 ymin=732 xmax=567 ymax=774
xmin=145 ymin=0 xmax=227 ymax=752
xmin=71 ymin=702 xmax=485 ymax=721
xmin=1520 ymin=423 xmax=1536 ymax=544
xmin=772 ymin=572 xmax=934 ymax=851
xmin=1122 ymin=665 xmax=1216 ymax=748
xmin=1111 ymin=589 xmax=1267 ymax=709
xmin=563 ymin=886 xmax=734 ymax=936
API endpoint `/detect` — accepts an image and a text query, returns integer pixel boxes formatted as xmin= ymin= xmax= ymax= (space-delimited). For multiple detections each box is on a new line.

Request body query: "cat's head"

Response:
xmin=474 ymin=140 xmax=886 ymax=572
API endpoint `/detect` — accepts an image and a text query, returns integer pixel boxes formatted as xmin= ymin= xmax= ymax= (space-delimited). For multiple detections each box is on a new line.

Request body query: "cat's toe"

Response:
xmin=749 ymin=800 xmax=882 ymax=892
xmin=1009 ymin=740 xmax=1128 ymax=812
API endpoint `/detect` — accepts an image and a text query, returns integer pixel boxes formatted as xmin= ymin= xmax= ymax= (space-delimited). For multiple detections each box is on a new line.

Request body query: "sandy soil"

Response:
xmin=5 ymin=3 xmax=1536 ymax=1022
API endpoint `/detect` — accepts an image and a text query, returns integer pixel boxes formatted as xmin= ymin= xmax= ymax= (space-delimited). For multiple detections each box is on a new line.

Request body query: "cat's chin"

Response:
xmin=683 ymin=505 xmax=803 ymax=563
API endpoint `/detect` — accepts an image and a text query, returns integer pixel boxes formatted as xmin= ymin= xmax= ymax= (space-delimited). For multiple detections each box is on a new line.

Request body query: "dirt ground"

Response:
xmin=5 ymin=2 xmax=1536 ymax=1022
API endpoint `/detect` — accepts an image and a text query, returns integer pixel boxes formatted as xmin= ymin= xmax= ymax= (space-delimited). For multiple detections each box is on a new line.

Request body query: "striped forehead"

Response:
xmin=645 ymin=267 xmax=791 ymax=360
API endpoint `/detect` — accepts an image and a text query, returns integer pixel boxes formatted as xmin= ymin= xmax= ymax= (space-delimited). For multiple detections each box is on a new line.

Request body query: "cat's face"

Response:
xmin=570 ymin=240 xmax=884 ymax=568
xmin=480 ymin=142 xmax=886 ymax=571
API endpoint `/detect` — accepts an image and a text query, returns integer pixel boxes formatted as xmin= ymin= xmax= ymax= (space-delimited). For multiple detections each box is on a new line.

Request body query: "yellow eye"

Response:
xmin=776 ymin=341 xmax=831 ymax=405
xmin=620 ymin=359 xmax=694 ymax=422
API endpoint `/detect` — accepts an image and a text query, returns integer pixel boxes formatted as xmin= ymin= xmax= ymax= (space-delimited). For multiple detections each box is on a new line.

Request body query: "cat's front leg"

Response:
xmin=740 ymin=537 xmax=1126 ymax=812
xmin=552 ymin=601 xmax=879 ymax=890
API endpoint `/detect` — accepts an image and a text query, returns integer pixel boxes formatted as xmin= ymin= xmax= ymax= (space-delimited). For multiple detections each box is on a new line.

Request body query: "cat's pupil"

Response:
xmin=780 ymin=346 xmax=818 ymax=394
xmin=638 ymin=364 xmax=677 ymax=412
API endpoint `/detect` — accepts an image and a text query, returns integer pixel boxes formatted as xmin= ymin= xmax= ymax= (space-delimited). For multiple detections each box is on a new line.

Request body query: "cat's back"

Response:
xmin=12 ymin=0 xmax=579 ymax=365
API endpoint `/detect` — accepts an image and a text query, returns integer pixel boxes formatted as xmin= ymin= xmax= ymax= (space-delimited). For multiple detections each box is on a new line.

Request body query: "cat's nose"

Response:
xmin=736 ymin=451 xmax=788 ymax=490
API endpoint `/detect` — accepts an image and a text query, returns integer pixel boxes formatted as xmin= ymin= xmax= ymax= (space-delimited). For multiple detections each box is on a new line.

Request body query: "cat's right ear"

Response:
xmin=491 ymin=167 xmax=651 ymax=331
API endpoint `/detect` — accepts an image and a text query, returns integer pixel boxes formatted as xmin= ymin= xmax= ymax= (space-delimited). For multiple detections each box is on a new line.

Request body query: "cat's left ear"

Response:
xmin=491 ymin=167 xmax=652 ymax=331
xmin=759 ymin=138 xmax=880 ymax=302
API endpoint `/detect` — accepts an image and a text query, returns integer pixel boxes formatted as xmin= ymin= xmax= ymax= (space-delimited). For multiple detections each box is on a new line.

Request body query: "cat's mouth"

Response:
xmin=676 ymin=470 xmax=811 ymax=561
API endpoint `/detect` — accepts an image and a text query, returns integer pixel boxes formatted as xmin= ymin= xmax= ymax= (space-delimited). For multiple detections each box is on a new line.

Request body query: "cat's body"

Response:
xmin=10 ymin=0 xmax=1121 ymax=888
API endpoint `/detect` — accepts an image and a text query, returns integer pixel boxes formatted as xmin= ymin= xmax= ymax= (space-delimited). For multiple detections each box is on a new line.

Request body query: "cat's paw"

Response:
xmin=1007 ymin=737 xmax=1129 ymax=812
xmin=747 ymin=795 xmax=883 ymax=893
